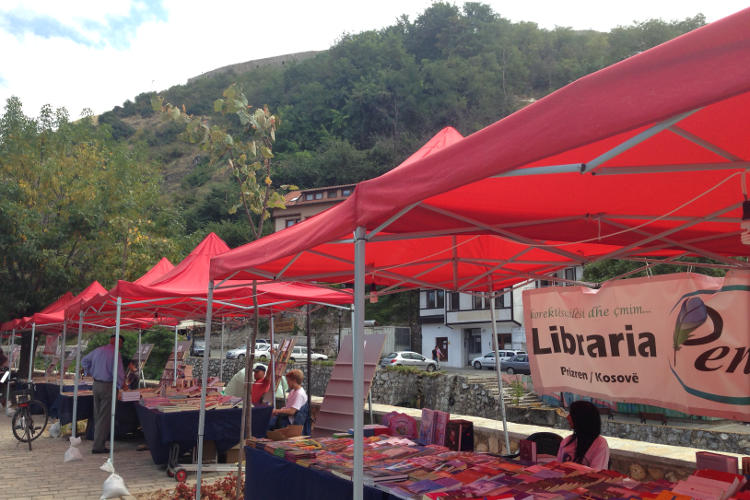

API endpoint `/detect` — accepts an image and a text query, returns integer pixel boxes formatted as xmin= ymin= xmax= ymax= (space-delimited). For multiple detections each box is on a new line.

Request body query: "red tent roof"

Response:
xmin=210 ymin=9 xmax=750 ymax=289
xmin=134 ymin=257 xmax=175 ymax=286
xmin=30 ymin=282 xmax=108 ymax=333
xmin=76 ymin=233 xmax=352 ymax=323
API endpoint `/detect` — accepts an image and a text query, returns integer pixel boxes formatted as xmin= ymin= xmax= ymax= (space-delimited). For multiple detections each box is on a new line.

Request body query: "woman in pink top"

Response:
xmin=556 ymin=400 xmax=610 ymax=469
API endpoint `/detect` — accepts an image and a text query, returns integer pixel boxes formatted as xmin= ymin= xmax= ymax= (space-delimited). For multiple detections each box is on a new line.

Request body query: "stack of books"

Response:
xmin=246 ymin=433 xmax=689 ymax=498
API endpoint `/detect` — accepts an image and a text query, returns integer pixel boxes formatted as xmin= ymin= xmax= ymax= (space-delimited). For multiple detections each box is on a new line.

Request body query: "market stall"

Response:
xmin=243 ymin=434 xmax=724 ymax=500
xmin=210 ymin=8 xmax=750 ymax=498
xmin=136 ymin=404 xmax=272 ymax=465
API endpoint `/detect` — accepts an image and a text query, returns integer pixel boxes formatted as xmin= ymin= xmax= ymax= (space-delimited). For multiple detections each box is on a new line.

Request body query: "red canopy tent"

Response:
xmin=134 ymin=257 xmax=174 ymax=285
xmin=68 ymin=233 xmax=352 ymax=479
xmin=208 ymin=9 xmax=750 ymax=498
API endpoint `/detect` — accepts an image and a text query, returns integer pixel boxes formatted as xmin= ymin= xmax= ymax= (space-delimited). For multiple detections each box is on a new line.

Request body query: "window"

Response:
xmin=285 ymin=218 xmax=300 ymax=228
xmin=304 ymin=193 xmax=314 ymax=201
xmin=327 ymin=190 xmax=338 ymax=198
xmin=341 ymin=188 xmax=352 ymax=196
xmin=448 ymin=292 xmax=460 ymax=311
xmin=496 ymin=333 xmax=512 ymax=349
xmin=314 ymin=192 xmax=323 ymax=200
xmin=494 ymin=290 xmax=511 ymax=309
xmin=472 ymin=294 xmax=489 ymax=309
xmin=564 ymin=267 xmax=577 ymax=285
xmin=425 ymin=290 xmax=444 ymax=309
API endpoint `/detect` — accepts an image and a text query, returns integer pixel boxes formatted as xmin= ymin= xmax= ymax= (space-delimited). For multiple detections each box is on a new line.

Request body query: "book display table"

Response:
xmin=32 ymin=382 xmax=91 ymax=418
xmin=244 ymin=435 xmax=685 ymax=499
xmin=245 ymin=447 xmax=389 ymax=500
xmin=135 ymin=404 xmax=272 ymax=465
xmin=55 ymin=393 xmax=138 ymax=438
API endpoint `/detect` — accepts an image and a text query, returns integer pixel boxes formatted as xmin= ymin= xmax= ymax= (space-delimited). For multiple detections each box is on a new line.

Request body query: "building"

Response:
xmin=271 ymin=184 xmax=356 ymax=233
xmin=419 ymin=267 xmax=582 ymax=368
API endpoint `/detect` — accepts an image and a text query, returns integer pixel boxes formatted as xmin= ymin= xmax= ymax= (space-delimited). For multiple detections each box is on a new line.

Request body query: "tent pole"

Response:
xmin=28 ymin=322 xmax=36 ymax=382
xmin=137 ymin=329 xmax=143 ymax=388
xmin=6 ymin=329 xmax=15 ymax=407
xmin=352 ymin=226 xmax=366 ymax=500
xmin=220 ymin=317 xmax=225 ymax=383
xmin=488 ymin=292 xmax=510 ymax=453
xmin=306 ymin=304 xmax=311 ymax=432
xmin=270 ymin=315 xmax=276 ymax=409
xmin=109 ymin=297 xmax=122 ymax=465
xmin=72 ymin=313 xmax=84 ymax=438
xmin=173 ymin=325 xmax=178 ymax=386
xmin=195 ymin=281 xmax=214 ymax=500
xmin=59 ymin=321 xmax=67 ymax=393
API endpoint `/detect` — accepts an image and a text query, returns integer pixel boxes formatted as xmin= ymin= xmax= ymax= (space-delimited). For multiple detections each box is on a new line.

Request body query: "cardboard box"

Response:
xmin=225 ymin=444 xmax=242 ymax=463
xmin=195 ymin=439 xmax=216 ymax=463
xmin=267 ymin=425 xmax=303 ymax=441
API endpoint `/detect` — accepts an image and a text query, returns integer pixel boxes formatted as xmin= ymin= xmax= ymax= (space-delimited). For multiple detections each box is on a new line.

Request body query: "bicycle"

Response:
xmin=2 ymin=371 xmax=48 ymax=450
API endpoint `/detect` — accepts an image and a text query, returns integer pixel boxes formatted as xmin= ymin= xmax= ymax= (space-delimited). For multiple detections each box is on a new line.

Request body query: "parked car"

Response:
xmin=500 ymin=354 xmax=531 ymax=375
xmin=471 ymin=350 xmax=526 ymax=370
xmin=190 ymin=339 xmax=206 ymax=357
xmin=289 ymin=346 xmax=328 ymax=362
xmin=225 ymin=343 xmax=273 ymax=360
xmin=380 ymin=351 xmax=437 ymax=372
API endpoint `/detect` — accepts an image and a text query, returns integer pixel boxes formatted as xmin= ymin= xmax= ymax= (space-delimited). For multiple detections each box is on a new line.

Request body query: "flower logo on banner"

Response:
xmin=669 ymin=290 xmax=750 ymax=406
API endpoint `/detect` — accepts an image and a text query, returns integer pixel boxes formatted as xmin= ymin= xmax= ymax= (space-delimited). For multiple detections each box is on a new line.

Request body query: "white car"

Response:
xmin=289 ymin=345 xmax=328 ymax=362
xmin=471 ymin=350 xmax=526 ymax=370
xmin=225 ymin=343 xmax=275 ymax=360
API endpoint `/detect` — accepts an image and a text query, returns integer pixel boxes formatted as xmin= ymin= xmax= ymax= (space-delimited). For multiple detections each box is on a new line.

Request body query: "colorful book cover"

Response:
xmin=419 ymin=408 xmax=435 ymax=445
xmin=519 ymin=438 xmax=537 ymax=463
xmin=432 ymin=410 xmax=450 ymax=446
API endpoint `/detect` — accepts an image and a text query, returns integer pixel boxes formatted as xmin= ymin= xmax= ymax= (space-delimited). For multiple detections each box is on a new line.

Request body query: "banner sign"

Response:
xmin=523 ymin=270 xmax=750 ymax=421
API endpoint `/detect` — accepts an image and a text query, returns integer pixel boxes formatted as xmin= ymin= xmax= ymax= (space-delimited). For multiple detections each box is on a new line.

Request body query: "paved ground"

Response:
xmin=0 ymin=411 xmax=224 ymax=500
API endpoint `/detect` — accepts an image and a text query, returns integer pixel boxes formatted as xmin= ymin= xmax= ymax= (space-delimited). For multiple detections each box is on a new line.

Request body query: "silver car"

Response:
xmin=225 ymin=343 xmax=274 ymax=360
xmin=380 ymin=351 xmax=438 ymax=371
xmin=471 ymin=350 xmax=526 ymax=370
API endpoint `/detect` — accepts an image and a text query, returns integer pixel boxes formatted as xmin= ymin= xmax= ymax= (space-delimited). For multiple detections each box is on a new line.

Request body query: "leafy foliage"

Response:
xmin=0 ymin=98 xmax=185 ymax=321
xmin=153 ymin=84 xmax=297 ymax=241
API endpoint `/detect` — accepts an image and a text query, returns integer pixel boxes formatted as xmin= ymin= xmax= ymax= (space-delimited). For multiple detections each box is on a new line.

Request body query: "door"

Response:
xmin=465 ymin=329 xmax=482 ymax=366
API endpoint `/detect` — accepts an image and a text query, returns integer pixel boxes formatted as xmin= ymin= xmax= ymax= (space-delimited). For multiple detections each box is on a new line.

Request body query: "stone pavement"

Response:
xmin=0 ymin=411 xmax=223 ymax=500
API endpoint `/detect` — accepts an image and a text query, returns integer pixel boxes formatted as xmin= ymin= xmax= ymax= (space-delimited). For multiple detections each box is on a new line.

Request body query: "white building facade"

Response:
xmin=419 ymin=268 xmax=582 ymax=368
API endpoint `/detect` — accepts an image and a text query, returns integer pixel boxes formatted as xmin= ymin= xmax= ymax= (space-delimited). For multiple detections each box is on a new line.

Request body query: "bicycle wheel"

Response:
xmin=12 ymin=400 xmax=48 ymax=442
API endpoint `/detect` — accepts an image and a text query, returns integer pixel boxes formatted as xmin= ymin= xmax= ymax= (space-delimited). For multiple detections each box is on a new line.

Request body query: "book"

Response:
xmin=419 ymin=408 xmax=435 ymax=445
xmin=519 ymin=439 xmax=537 ymax=463
xmin=432 ymin=410 xmax=449 ymax=447
xmin=695 ymin=451 xmax=739 ymax=473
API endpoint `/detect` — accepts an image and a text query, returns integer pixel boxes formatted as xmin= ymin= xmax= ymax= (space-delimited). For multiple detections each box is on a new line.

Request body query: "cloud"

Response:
xmin=83 ymin=0 xmax=168 ymax=49
xmin=0 ymin=0 xmax=167 ymax=49
xmin=0 ymin=11 xmax=95 ymax=46
xmin=0 ymin=75 xmax=6 ymax=87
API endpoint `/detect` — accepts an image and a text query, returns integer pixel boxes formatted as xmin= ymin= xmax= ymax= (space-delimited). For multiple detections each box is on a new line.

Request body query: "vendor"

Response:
xmin=225 ymin=364 xmax=288 ymax=405
xmin=556 ymin=400 xmax=610 ymax=469
xmin=270 ymin=369 xmax=307 ymax=428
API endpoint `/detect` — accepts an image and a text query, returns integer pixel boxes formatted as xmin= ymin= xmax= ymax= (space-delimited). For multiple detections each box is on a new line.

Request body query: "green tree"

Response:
xmin=0 ymin=97 xmax=182 ymax=322
xmin=153 ymin=84 xmax=296 ymax=240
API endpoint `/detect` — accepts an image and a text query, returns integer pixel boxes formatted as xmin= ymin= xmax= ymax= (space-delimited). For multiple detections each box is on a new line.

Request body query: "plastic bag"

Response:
xmin=48 ymin=421 xmax=61 ymax=438
xmin=64 ymin=436 xmax=83 ymax=462
xmin=100 ymin=473 xmax=130 ymax=499
xmin=5 ymin=406 xmax=15 ymax=417
xmin=99 ymin=459 xmax=130 ymax=499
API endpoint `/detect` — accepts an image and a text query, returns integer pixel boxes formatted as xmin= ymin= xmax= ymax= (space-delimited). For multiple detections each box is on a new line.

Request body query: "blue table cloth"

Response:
xmin=55 ymin=393 xmax=138 ymax=439
xmin=136 ymin=404 xmax=272 ymax=465
xmin=32 ymin=382 xmax=92 ymax=419
xmin=245 ymin=447 xmax=393 ymax=500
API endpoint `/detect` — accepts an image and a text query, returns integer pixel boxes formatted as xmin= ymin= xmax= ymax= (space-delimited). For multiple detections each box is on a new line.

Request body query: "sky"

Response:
xmin=0 ymin=0 xmax=748 ymax=118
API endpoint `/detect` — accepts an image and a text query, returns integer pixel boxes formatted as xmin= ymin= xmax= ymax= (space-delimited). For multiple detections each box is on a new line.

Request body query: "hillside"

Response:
xmin=0 ymin=2 xmax=708 ymax=323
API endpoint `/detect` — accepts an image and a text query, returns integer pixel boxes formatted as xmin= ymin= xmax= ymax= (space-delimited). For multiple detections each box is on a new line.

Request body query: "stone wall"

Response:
xmin=184 ymin=359 xmax=748 ymax=454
